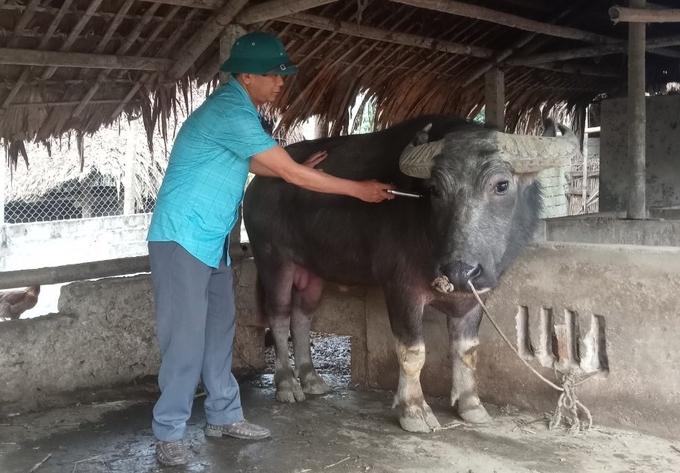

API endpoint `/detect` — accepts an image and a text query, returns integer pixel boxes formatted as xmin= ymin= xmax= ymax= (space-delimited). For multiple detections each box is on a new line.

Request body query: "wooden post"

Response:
xmin=628 ymin=0 xmax=647 ymax=219
xmin=219 ymin=24 xmax=247 ymax=86
xmin=221 ymin=24 xmax=249 ymax=262
xmin=484 ymin=68 xmax=504 ymax=130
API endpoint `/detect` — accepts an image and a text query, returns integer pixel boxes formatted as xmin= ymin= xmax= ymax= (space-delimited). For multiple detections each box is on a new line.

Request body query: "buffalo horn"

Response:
xmin=399 ymin=140 xmax=444 ymax=178
xmin=496 ymin=132 xmax=578 ymax=173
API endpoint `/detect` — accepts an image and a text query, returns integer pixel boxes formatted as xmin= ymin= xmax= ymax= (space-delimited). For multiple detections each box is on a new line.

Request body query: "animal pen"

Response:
xmin=2 ymin=1 xmax=680 ymax=472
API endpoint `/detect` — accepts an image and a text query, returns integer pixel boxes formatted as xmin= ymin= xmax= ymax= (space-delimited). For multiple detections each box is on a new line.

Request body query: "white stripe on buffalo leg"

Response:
xmin=451 ymin=337 xmax=491 ymax=423
xmin=393 ymin=341 xmax=441 ymax=432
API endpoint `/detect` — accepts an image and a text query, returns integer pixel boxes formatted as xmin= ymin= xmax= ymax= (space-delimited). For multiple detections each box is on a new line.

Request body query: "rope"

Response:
xmin=468 ymin=281 xmax=594 ymax=433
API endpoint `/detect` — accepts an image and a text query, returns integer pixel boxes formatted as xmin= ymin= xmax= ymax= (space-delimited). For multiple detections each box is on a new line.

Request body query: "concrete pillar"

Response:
xmin=123 ymin=122 xmax=136 ymax=215
xmin=627 ymin=0 xmax=647 ymax=219
xmin=484 ymin=68 xmax=505 ymax=130
xmin=0 ymin=143 xmax=5 ymax=225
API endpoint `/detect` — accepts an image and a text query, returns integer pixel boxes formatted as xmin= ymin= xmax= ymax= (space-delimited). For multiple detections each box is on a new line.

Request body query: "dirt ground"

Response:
xmin=1 ymin=372 xmax=679 ymax=473
xmin=1 ymin=336 xmax=679 ymax=473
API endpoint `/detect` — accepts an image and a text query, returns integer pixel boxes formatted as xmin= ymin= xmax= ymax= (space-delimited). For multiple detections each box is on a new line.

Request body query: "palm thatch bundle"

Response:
xmin=1 ymin=0 xmax=679 ymax=170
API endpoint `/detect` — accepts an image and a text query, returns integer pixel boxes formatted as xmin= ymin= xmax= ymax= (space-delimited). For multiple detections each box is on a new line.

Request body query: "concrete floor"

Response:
xmin=1 ymin=374 xmax=679 ymax=473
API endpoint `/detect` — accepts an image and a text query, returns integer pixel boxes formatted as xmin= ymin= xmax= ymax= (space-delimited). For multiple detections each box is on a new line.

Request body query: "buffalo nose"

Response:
xmin=441 ymin=261 xmax=482 ymax=288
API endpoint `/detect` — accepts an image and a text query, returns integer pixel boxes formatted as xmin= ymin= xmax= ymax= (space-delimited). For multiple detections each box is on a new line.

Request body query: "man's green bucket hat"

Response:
xmin=220 ymin=32 xmax=298 ymax=76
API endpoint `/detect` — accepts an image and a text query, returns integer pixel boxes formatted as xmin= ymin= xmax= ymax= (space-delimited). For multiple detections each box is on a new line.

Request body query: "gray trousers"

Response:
xmin=148 ymin=241 xmax=243 ymax=442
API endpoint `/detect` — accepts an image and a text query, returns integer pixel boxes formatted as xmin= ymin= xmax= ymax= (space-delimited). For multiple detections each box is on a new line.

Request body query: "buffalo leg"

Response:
xmin=384 ymin=289 xmax=441 ymax=433
xmin=447 ymin=305 xmax=491 ymax=423
xmin=290 ymin=271 xmax=331 ymax=395
xmin=260 ymin=264 xmax=306 ymax=403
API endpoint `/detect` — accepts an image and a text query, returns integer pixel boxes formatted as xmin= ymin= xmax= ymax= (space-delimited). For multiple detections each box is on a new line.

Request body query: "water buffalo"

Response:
xmin=243 ymin=115 xmax=577 ymax=432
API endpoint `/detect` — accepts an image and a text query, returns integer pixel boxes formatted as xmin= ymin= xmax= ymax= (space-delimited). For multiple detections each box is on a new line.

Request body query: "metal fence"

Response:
xmin=3 ymin=170 xmax=153 ymax=224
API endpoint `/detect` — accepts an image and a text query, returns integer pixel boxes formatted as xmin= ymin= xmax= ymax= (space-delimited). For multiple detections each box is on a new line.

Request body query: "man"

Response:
xmin=147 ymin=31 xmax=394 ymax=466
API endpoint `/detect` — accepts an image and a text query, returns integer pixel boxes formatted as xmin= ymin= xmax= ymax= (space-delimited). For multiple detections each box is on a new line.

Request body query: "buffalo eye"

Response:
xmin=429 ymin=185 xmax=440 ymax=198
xmin=494 ymin=180 xmax=510 ymax=195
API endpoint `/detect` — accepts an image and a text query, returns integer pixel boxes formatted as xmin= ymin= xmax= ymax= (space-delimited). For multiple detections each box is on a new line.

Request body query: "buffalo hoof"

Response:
xmin=276 ymin=379 xmax=306 ymax=403
xmin=301 ymin=372 xmax=332 ymax=395
xmin=398 ymin=403 xmax=442 ymax=433
xmin=459 ymin=405 xmax=492 ymax=424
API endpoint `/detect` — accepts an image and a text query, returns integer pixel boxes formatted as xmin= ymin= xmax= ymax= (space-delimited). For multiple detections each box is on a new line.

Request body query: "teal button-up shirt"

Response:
xmin=147 ymin=79 xmax=277 ymax=268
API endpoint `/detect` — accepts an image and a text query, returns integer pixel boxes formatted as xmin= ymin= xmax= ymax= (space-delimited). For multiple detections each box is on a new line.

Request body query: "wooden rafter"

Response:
xmin=41 ymin=0 xmax=106 ymax=80
xmin=138 ymin=0 xmax=222 ymax=9
xmin=507 ymin=33 xmax=680 ymax=66
xmin=234 ymin=0 xmax=338 ymax=24
xmin=463 ymin=1 xmax=586 ymax=86
xmin=0 ymin=1 xmax=76 ymax=119
xmin=166 ymin=0 xmax=250 ymax=80
xmin=392 ymin=0 xmax=680 ymax=59
xmin=110 ymin=8 xmax=204 ymax=119
xmin=72 ymin=3 xmax=168 ymax=117
xmin=391 ymin=0 xmax=611 ymax=44
xmin=0 ymin=48 xmax=173 ymax=71
xmin=277 ymin=13 xmax=493 ymax=58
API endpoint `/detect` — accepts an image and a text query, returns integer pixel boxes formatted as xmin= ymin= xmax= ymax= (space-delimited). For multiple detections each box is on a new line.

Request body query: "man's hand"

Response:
xmin=354 ymin=180 xmax=395 ymax=203
xmin=303 ymin=150 xmax=327 ymax=170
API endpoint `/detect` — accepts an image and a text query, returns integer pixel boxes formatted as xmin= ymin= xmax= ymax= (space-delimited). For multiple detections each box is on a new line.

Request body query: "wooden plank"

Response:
xmin=610 ymin=6 xmax=680 ymax=23
xmin=277 ymin=13 xmax=493 ymax=58
xmin=0 ymin=48 xmax=172 ymax=71
xmin=391 ymin=0 xmax=610 ymax=44
xmin=0 ymin=257 xmax=150 ymax=291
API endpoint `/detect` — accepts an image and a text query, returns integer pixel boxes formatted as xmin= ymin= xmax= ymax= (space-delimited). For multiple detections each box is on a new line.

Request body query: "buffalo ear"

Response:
xmin=542 ymin=118 xmax=558 ymax=137
xmin=399 ymin=124 xmax=444 ymax=179
xmin=412 ymin=123 xmax=432 ymax=146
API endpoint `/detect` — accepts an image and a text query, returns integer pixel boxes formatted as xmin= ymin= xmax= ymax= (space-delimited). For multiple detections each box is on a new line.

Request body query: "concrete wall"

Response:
xmin=600 ymin=94 xmax=680 ymax=212
xmin=0 ymin=214 xmax=151 ymax=272
xmin=2 ymin=239 xmax=679 ymax=441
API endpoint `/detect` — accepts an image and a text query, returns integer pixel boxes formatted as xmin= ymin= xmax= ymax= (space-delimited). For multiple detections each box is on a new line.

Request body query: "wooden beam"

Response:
xmin=610 ymin=6 xmax=680 ymax=23
xmin=235 ymin=0 xmax=337 ymax=24
xmin=8 ymin=99 xmax=139 ymax=108
xmin=0 ymin=48 xmax=172 ymax=71
xmin=506 ymin=33 xmax=680 ymax=65
xmin=166 ymin=0 xmax=249 ymax=80
xmin=277 ymin=13 xmax=492 ymax=58
xmin=0 ymin=257 xmax=150 ymax=291
xmin=531 ymin=62 xmax=621 ymax=78
xmin=390 ymin=0 xmax=611 ymax=44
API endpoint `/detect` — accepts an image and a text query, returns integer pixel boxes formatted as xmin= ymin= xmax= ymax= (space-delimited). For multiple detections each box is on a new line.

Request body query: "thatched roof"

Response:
xmin=2 ymin=0 xmax=680 ymax=167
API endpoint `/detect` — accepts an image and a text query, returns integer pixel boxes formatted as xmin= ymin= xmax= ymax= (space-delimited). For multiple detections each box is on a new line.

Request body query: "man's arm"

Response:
xmin=251 ymin=145 xmax=394 ymax=203
xmin=250 ymin=150 xmax=327 ymax=177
